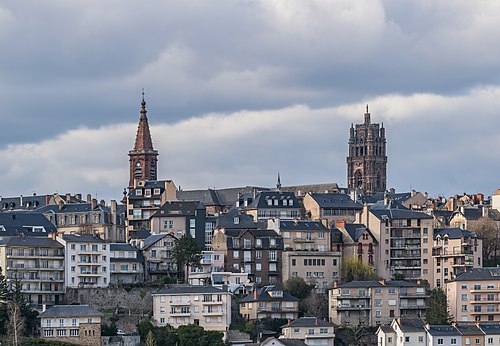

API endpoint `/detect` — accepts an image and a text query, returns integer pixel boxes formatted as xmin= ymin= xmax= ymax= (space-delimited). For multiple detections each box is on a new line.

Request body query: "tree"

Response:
xmin=303 ymin=293 xmax=329 ymax=320
xmin=136 ymin=319 xmax=154 ymax=341
xmin=0 ymin=267 xmax=9 ymax=336
xmin=171 ymin=235 xmax=202 ymax=283
xmin=177 ymin=324 xmax=224 ymax=346
xmin=145 ymin=330 xmax=157 ymax=346
xmin=472 ymin=217 xmax=500 ymax=263
xmin=426 ymin=287 xmax=452 ymax=325
xmin=7 ymin=300 xmax=24 ymax=346
xmin=341 ymin=257 xmax=378 ymax=283
xmin=101 ymin=323 xmax=118 ymax=336
xmin=284 ymin=277 xmax=314 ymax=300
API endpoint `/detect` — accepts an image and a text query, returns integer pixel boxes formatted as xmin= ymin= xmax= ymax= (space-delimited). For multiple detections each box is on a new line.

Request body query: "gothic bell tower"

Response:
xmin=128 ymin=92 xmax=158 ymax=187
xmin=347 ymin=105 xmax=387 ymax=194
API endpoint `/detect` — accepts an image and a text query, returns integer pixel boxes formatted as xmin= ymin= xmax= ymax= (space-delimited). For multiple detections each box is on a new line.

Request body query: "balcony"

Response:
xmin=202 ymin=310 xmax=224 ymax=316
xmin=294 ymin=238 xmax=314 ymax=243
xmin=337 ymin=305 xmax=370 ymax=311
xmin=399 ymin=292 xmax=428 ymax=298
xmin=470 ymin=309 xmax=500 ymax=315
xmin=202 ymin=300 xmax=223 ymax=305
xmin=400 ymin=304 xmax=427 ymax=310
xmin=170 ymin=311 xmax=191 ymax=317
xmin=470 ymin=287 xmax=500 ymax=293
xmin=471 ymin=298 xmax=500 ymax=304
xmin=170 ymin=300 xmax=190 ymax=306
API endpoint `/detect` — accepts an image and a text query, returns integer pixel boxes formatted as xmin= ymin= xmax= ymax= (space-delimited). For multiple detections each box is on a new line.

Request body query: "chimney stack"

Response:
xmin=66 ymin=193 xmax=71 ymax=203
xmin=86 ymin=194 xmax=91 ymax=203
xmin=91 ymin=198 xmax=97 ymax=210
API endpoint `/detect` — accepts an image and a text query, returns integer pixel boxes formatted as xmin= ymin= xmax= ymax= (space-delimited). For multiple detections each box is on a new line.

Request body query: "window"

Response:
xmin=256 ymin=263 xmax=262 ymax=271
xmin=419 ymin=336 xmax=424 ymax=342
xmin=233 ymin=251 xmax=239 ymax=259
xmin=70 ymin=329 xmax=79 ymax=336
xmin=438 ymin=339 xmax=444 ymax=345
xmin=256 ymin=250 xmax=262 ymax=259
xmin=451 ymin=338 xmax=457 ymax=344
xmin=405 ymin=337 xmax=410 ymax=342
xmin=269 ymin=251 xmax=277 ymax=261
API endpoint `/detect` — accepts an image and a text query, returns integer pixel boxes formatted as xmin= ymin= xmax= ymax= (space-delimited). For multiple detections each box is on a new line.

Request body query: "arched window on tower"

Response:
xmin=355 ymin=171 xmax=363 ymax=188
xmin=150 ymin=161 xmax=156 ymax=178
xmin=134 ymin=161 xmax=142 ymax=180
xmin=376 ymin=172 xmax=382 ymax=189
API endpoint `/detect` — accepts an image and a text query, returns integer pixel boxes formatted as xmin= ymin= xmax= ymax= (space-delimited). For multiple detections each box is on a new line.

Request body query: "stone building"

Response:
xmin=239 ymin=285 xmax=299 ymax=320
xmin=347 ymin=105 xmax=387 ymax=195
xmin=303 ymin=192 xmax=362 ymax=226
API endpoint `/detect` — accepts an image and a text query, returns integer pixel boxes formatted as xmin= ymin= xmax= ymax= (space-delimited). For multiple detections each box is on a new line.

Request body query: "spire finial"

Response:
xmin=366 ymin=104 xmax=369 ymax=114
xmin=277 ymin=172 xmax=282 ymax=190
xmin=364 ymin=104 xmax=370 ymax=124
xmin=140 ymin=89 xmax=147 ymax=118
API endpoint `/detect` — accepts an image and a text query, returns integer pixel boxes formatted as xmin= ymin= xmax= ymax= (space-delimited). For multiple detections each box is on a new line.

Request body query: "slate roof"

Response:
xmin=224 ymin=229 xmax=283 ymax=249
xmin=154 ymin=285 xmax=224 ymax=295
xmin=35 ymin=203 xmax=109 ymax=214
xmin=342 ymin=223 xmax=378 ymax=243
xmin=178 ymin=186 xmax=267 ymax=209
xmin=151 ymin=200 xmax=205 ymax=218
xmin=0 ymin=212 xmax=58 ymax=235
xmin=240 ymin=285 xmax=299 ymax=303
xmin=131 ymin=228 xmax=151 ymax=239
xmin=142 ymin=233 xmax=176 ymax=250
xmin=280 ymin=183 xmax=339 ymax=196
xmin=452 ymin=267 xmax=500 ymax=282
xmin=396 ymin=318 xmax=425 ymax=333
xmin=246 ymin=191 xmax=300 ymax=209
xmin=0 ymin=236 xmax=63 ymax=248
xmin=213 ymin=208 xmax=258 ymax=229
xmin=455 ymin=325 xmax=484 ymax=336
xmin=38 ymin=305 xmax=103 ymax=318
xmin=426 ymin=325 xmax=460 ymax=336
xmin=177 ymin=189 xmax=222 ymax=206
xmin=434 ymin=228 xmax=477 ymax=240
xmin=0 ymin=195 xmax=48 ymax=210
xmin=308 ymin=193 xmax=362 ymax=209
xmin=283 ymin=317 xmax=334 ymax=328
xmin=370 ymin=204 xmax=432 ymax=220
xmin=279 ymin=220 xmax=328 ymax=232
xmin=452 ymin=207 xmax=483 ymax=221
xmin=127 ymin=180 xmax=172 ymax=199
xmin=378 ymin=325 xmax=395 ymax=334
xmin=110 ymin=243 xmax=137 ymax=252
xmin=62 ymin=234 xmax=105 ymax=243
xmin=479 ymin=324 xmax=500 ymax=335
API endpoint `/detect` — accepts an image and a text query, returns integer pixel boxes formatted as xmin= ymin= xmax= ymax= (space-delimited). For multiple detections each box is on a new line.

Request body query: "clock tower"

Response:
xmin=347 ymin=105 xmax=387 ymax=194
xmin=128 ymin=92 xmax=158 ymax=187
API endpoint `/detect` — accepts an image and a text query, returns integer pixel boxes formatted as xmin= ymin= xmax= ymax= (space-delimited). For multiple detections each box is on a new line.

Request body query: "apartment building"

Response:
xmin=109 ymin=243 xmax=144 ymax=284
xmin=239 ymin=285 xmax=299 ymax=320
xmin=329 ymin=280 xmax=428 ymax=327
xmin=244 ymin=191 xmax=301 ymax=221
xmin=0 ymin=236 xmax=64 ymax=309
xmin=125 ymin=179 xmax=177 ymax=239
xmin=39 ymin=305 xmax=103 ymax=346
xmin=141 ymin=233 xmax=177 ymax=280
xmin=152 ymin=286 xmax=231 ymax=332
xmin=0 ymin=212 xmax=58 ymax=235
xmin=268 ymin=219 xmax=330 ymax=251
xmin=432 ymin=228 xmax=482 ymax=288
xmin=280 ymin=317 xmax=336 ymax=346
xmin=212 ymin=228 xmax=284 ymax=286
xmin=189 ymin=271 xmax=253 ymax=294
xmin=58 ymin=235 xmax=110 ymax=288
xmin=447 ymin=267 xmax=500 ymax=323
xmin=334 ymin=221 xmax=378 ymax=268
xmin=303 ymin=192 xmax=362 ymax=226
xmin=358 ymin=201 xmax=434 ymax=283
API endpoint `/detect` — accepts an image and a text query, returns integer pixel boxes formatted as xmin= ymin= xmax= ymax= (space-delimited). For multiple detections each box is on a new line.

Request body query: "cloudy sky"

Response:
xmin=0 ymin=0 xmax=499 ymax=201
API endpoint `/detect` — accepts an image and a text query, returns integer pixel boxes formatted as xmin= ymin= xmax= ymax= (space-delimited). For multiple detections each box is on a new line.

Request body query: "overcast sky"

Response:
xmin=0 ymin=0 xmax=499 ymax=201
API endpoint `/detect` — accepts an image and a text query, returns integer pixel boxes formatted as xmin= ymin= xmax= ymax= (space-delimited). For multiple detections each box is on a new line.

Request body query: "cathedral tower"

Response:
xmin=128 ymin=93 xmax=158 ymax=187
xmin=347 ymin=105 xmax=387 ymax=194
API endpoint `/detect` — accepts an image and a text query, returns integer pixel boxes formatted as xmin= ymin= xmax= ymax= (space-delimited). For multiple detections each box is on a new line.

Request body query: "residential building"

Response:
xmin=255 ymin=337 xmax=307 ymax=346
xmin=447 ymin=267 xmax=500 ymax=323
xmin=455 ymin=325 xmax=484 ymax=346
xmin=0 ymin=193 xmax=50 ymax=211
xmin=152 ymin=286 xmax=231 ymax=332
xmin=244 ymin=191 xmax=301 ymax=221
xmin=303 ymin=192 xmax=362 ymax=226
xmin=432 ymin=228 xmax=482 ymax=287
xmin=150 ymin=200 xmax=206 ymax=249
xmin=141 ymin=232 xmax=177 ymax=280
xmin=280 ymin=317 xmax=336 ymax=346
xmin=239 ymin=285 xmax=299 ymax=320
xmin=212 ymin=228 xmax=284 ymax=285
xmin=0 ymin=236 xmax=64 ymax=309
xmin=479 ymin=324 xmax=500 ymax=346
xmin=329 ymin=280 xmax=428 ymax=327
xmin=39 ymin=305 xmax=103 ymax=346
xmin=109 ymin=243 xmax=144 ymax=284
xmin=125 ymin=179 xmax=177 ymax=240
xmin=58 ymin=234 xmax=110 ymax=288
xmin=268 ymin=219 xmax=330 ymax=252
xmin=376 ymin=318 xmax=427 ymax=346
xmin=449 ymin=205 xmax=500 ymax=231
xmin=0 ymin=212 xmax=58 ymax=235
xmin=425 ymin=325 xmax=462 ymax=346
xmin=492 ymin=189 xmax=500 ymax=211
xmin=358 ymin=200 xmax=434 ymax=283
xmin=346 ymin=105 xmax=387 ymax=194
xmin=189 ymin=271 xmax=254 ymax=295
xmin=334 ymin=221 xmax=378 ymax=268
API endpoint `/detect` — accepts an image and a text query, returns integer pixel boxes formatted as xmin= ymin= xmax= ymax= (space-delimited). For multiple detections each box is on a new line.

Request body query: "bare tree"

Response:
xmin=472 ymin=217 xmax=500 ymax=262
xmin=7 ymin=300 xmax=25 ymax=346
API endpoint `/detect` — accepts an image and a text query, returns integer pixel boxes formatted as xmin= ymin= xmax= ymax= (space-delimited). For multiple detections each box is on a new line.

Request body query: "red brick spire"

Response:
xmin=133 ymin=91 xmax=154 ymax=151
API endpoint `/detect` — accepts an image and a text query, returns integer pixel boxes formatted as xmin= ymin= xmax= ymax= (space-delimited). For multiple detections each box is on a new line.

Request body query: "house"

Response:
xmin=58 ymin=234 xmax=110 ymax=288
xmin=39 ymin=304 xmax=103 ymax=345
xmin=280 ymin=317 xmax=335 ymax=346
xmin=109 ymin=243 xmax=144 ymax=284
xmin=334 ymin=221 xmax=377 ymax=267
xmin=376 ymin=318 xmax=427 ymax=346
xmin=302 ymin=192 xmax=362 ymax=226
xmin=425 ymin=325 xmax=462 ymax=346
xmin=140 ymin=233 xmax=177 ymax=281
xmin=455 ymin=325 xmax=484 ymax=346
xmin=239 ymin=285 xmax=299 ymax=320
xmin=0 ymin=236 xmax=65 ymax=309
xmin=0 ymin=212 xmax=58 ymax=235
xmin=244 ymin=191 xmax=301 ymax=221
xmin=152 ymin=285 xmax=231 ymax=332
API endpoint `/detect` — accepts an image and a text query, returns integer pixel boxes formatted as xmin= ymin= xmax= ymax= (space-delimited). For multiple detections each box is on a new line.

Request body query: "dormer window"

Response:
xmin=154 ymin=188 xmax=161 ymax=195
xmin=136 ymin=189 xmax=142 ymax=196
xmin=267 ymin=199 xmax=272 ymax=206
xmin=273 ymin=199 xmax=278 ymax=206
xmin=289 ymin=199 xmax=293 ymax=206
xmin=283 ymin=199 xmax=288 ymax=206
xmin=234 ymin=217 xmax=239 ymax=225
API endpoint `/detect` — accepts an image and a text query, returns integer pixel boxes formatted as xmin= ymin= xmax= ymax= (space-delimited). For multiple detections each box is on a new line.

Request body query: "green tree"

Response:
xmin=136 ymin=319 xmax=154 ymax=341
xmin=340 ymin=257 xmax=378 ymax=283
xmin=0 ymin=267 xmax=9 ymax=336
xmin=145 ymin=330 xmax=157 ymax=346
xmin=426 ymin=287 xmax=452 ymax=325
xmin=177 ymin=324 xmax=224 ymax=346
xmin=101 ymin=323 xmax=118 ymax=336
xmin=284 ymin=277 xmax=314 ymax=300
xmin=171 ymin=235 xmax=202 ymax=283
xmin=9 ymin=275 xmax=38 ymax=337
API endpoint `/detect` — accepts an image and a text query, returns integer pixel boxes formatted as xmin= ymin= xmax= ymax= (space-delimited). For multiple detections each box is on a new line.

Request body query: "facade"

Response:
xmin=447 ymin=267 xmax=500 ymax=323
xmin=334 ymin=221 xmax=378 ymax=268
xmin=268 ymin=219 xmax=331 ymax=252
xmin=376 ymin=318 xmax=427 ymax=346
xmin=0 ymin=212 xmax=58 ymax=235
xmin=432 ymin=228 xmax=482 ymax=288
xmin=150 ymin=200 xmax=206 ymax=249
xmin=244 ymin=191 xmax=301 ymax=221
xmin=39 ymin=305 xmax=103 ymax=346
xmin=58 ymin=234 xmax=110 ymax=288
xmin=109 ymin=243 xmax=144 ymax=284
xmin=280 ymin=317 xmax=336 ymax=346
xmin=347 ymin=105 xmax=387 ymax=195
xmin=0 ymin=236 xmax=64 ymax=309
xmin=358 ymin=201 xmax=435 ymax=283
xmin=128 ymin=94 xmax=158 ymax=187
xmin=189 ymin=271 xmax=254 ymax=294
xmin=212 ymin=228 xmax=284 ymax=286
xmin=426 ymin=325 xmax=462 ymax=346
xmin=125 ymin=179 xmax=177 ymax=239
xmin=329 ymin=280 xmax=428 ymax=327
xmin=303 ymin=192 xmax=362 ymax=226
xmin=239 ymin=285 xmax=299 ymax=320
xmin=152 ymin=285 xmax=231 ymax=332
xmin=141 ymin=233 xmax=178 ymax=280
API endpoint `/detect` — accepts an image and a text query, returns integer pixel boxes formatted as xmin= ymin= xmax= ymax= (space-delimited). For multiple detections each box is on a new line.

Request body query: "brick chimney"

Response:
xmin=335 ymin=220 xmax=346 ymax=229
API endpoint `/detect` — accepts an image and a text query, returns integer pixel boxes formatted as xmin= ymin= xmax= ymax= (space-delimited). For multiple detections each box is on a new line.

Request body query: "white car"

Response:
xmin=117 ymin=329 xmax=126 ymax=336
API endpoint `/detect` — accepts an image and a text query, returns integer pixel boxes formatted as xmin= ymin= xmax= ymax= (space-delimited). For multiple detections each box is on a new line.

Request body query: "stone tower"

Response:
xmin=128 ymin=93 xmax=158 ymax=187
xmin=347 ymin=105 xmax=387 ymax=194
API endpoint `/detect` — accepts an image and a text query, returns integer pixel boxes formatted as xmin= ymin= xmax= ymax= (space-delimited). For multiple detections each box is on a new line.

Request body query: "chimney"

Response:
xmin=384 ymin=194 xmax=390 ymax=206
xmin=86 ymin=194 xmax=91 ymax=203
xmin=66 ymin=193 xmax=71 ymax=202
xmin=333 ymin=281 xmax=337 ymax=288
xmin=111 ymin=200 xmax=117 ymax=212
xmin=75 ymin=194 xmax=82 ymax=201
xmin=379 ymin=279 xmax=385 ymax=285
xmin=20 ymin=195 xmax=23 ymax=207
xmin=91 ymin=198 xmax=97 ymax=209
xmin=335 ymin=220 xmax=346 ymax=229
xmin=424 ymin=192 xmax=428 ymax=199
xmin=389 ymin=188 xmax=395 ymax=195
xmin=100 ymin=199 xmax=105 ymax=206
xmin=253 ymin=290 xmax=257 ymax=299
xmin=411 ymin=189 xmax=416 ymax=197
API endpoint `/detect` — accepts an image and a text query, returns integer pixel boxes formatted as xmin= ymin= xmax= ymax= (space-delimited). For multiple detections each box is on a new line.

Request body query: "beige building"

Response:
xmin=334 ymin=220 xmax=378 ymax=268
xmin=267 ymin=219 xmax=330 ymax=252
xmin=141 ymin=233 xmax=178 ymax=280
xmin=432 ymin=228 xmax=482 ymax=288
xmin=0 ymin=236 xmax=65 ymax=309
xmin=109 ymin=243 xmax=144 ymax=284
xmin=152 ymin=285 xmax=231 ymax=332
xmin=239 ymin=285 xmax=299 ymax=320
xmin=280 ymin=317 xmax=336 ymax=346
xmin=329 ymin=280 xmax=428 ymax=327
xmin=244 ymin=191 xmax=301 ymax=221
xmin=39 ymin=305 xmax=103 ymax=346
xmin=447 ymin=267 xmax=500 ymax=323
xmin=303 ymin=192 xmax=362 ymax=226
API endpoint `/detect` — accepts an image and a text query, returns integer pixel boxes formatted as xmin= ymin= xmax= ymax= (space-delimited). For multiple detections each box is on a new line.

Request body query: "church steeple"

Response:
xmin=128 ymin=91 xmax=159 ymax=187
